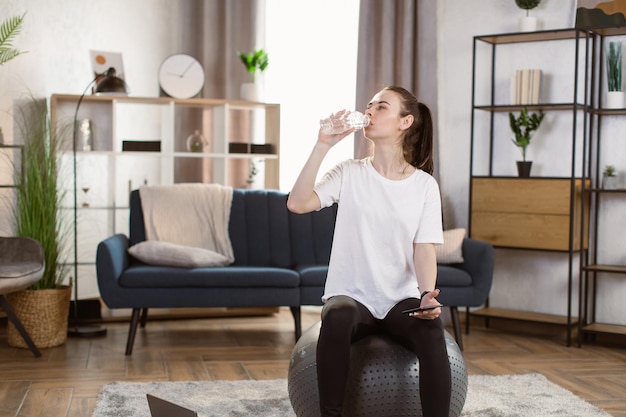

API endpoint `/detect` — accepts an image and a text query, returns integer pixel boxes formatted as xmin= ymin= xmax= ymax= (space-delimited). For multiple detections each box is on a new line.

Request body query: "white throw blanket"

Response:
xmin=139 ymin=184 xmax=234 ymax=263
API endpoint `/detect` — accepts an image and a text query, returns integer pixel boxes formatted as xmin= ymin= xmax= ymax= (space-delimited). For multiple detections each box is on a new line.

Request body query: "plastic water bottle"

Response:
xmin=320 ymin=111 xmax=370 ymax=135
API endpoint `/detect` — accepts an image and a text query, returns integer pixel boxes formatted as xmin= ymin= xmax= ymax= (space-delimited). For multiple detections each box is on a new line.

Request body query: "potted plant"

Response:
xmin=237 ymin=48 xmax=269 ymax=101
xmin=7 ymin=97 xmax=73 ymax=349
xmin=509 ymin=107 xmax=545 ymax=177
xmin=0 ymin=14 xmax=26 ymax=65
xmin=605 ymin=41 xmax=623 ymax=109
xmin=246 ymin=158 xmax=264 ymax=189
xmin=515 ymin=0 xmax=541 ymax=32
xmin=602 ymin=164 xmax=618 ymax=189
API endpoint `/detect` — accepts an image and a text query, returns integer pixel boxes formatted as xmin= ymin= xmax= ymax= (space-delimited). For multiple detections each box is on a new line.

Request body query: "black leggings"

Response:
xmin=316 ymin=295 xmax=452 ymax=417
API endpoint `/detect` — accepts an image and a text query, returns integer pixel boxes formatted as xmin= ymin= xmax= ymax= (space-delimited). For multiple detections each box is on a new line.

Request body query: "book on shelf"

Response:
xmin=510 ymin=69 xmax=542 ymax=105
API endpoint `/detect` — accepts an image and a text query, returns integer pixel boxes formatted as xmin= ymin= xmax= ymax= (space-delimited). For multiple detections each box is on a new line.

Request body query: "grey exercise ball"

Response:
xmin=288 ymin=321 xmax=468 ymax=417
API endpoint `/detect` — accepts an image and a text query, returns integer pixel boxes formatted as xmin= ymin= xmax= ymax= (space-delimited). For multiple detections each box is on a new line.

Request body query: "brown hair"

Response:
xmin=383 ymin=86 xmax=434 ymax=175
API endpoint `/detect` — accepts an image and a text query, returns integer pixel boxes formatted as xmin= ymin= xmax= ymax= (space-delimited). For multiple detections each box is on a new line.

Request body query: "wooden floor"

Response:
xmin=0 ymin=306 xmax=625 ymax=417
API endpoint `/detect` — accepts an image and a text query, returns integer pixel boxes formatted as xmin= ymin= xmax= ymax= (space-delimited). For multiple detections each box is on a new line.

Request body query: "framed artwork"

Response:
xmin=575 ymin=0 xmax=626 ymax=29
xmin=89 ymin=50 xmax=125 ymax=81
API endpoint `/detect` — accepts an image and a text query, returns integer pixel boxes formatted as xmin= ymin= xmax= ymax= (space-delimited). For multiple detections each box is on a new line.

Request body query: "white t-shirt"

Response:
xmin=314 ymin=157 xmax=443 ymax=319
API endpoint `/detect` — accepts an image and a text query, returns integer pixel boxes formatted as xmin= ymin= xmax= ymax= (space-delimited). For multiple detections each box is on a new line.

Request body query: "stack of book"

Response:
xmin=511 ymin=69 xmax=542 ymax=105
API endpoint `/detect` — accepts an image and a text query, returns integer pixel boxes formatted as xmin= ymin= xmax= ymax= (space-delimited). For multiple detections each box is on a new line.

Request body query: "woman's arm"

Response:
xmin=287 ymin=116 xmax=354 ymax=214
xmin=413 ymin=242 xmax=442 ymax=314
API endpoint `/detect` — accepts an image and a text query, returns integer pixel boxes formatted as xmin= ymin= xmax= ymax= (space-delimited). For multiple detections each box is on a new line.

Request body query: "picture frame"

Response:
xmin=575 ymin=0 xmax=626 ymax=29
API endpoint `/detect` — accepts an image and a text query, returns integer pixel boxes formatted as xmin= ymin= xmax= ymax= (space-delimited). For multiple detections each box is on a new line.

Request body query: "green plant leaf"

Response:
xmin=0 ymin=14 xmax=26 ymax=65
xmin=237 ymin=49 xmax=269 ymax=82
xmin=509 ymin=107 xmax=544 ymax=161
xmin=12 ymin=97 xmax=71 ymax=289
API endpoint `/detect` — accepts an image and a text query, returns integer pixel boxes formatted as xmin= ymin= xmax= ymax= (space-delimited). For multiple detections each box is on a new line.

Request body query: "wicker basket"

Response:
xmin=6 ymin=286 xmax=71 ymax=349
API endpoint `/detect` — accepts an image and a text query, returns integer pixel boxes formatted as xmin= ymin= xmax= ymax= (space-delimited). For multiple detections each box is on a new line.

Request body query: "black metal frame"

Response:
xmin=468 ymin=29 xmax=591 ymax=347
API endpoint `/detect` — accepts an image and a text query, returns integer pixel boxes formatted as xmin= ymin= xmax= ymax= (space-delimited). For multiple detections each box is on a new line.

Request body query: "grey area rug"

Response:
xmin=92 ymin=374 xmax=611 ymax=417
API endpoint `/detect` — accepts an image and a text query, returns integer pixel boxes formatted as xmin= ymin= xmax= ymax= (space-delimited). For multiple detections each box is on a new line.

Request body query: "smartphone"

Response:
xmin=402 ymin=304 xmax=444 ymax=315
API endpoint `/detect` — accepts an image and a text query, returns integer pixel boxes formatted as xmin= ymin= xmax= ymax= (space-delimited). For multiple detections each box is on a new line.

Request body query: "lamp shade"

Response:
xmin=95 ymin=67 xmax=129 ymax=95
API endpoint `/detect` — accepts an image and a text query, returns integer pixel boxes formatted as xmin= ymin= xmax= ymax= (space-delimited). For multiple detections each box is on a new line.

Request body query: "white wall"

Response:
xmin=437 ymin=0 xmax=626 ymax=325
xmin=0 ymin=0 xmax=182 ymax=235
xmin=0 ymin=0 xmax=181 ymax=140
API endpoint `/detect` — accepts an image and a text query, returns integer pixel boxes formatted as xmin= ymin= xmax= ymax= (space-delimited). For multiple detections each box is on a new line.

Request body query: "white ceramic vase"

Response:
xmin=603 ymin=175 xmax=618 ymax=190
xmin=605 ymin=91 xmax=625 ymax=109
xmin=240 ymin=82 xmax=263 ymax=102
xmin=519 ymin=16 xmax=538 ymax=32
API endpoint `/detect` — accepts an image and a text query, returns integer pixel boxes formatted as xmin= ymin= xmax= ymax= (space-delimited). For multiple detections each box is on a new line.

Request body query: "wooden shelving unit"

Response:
xmin=577 ymin=26 xmax=626 ymax=345
xmin=49 ymin=94 xmax=281 ymax=301
xmin=468 ymin=29 xmax=591 ymax=346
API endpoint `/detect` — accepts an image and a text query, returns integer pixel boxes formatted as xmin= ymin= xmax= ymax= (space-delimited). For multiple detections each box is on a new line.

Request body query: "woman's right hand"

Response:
xmin=318 ymin=110 xmax=357 ymax=147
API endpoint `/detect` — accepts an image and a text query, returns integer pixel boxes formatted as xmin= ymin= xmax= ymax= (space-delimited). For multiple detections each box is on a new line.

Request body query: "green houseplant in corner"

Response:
xmin=237 ymin=48 xmax=269 ymax=101
xmin=509 ymin=107 xmax=545 ymax=177
xmin=7 ymin=97 xmax=73 ymax=349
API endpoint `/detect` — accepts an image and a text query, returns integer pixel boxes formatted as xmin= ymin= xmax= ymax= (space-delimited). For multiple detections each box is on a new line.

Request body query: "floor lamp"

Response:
xmin=67 ymin=67 xmax=128 ymax=338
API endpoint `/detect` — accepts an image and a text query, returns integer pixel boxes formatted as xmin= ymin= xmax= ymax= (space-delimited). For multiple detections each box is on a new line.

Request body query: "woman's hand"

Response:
xmin=410 ymin=288 xmax=443 ymax=320
xmin=318 ymin=110 xmax=356 ymax=148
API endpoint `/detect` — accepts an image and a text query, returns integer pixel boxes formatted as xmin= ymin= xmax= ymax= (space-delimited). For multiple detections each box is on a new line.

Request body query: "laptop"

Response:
xmin=146 ymin=394 xmax=198 ymax=417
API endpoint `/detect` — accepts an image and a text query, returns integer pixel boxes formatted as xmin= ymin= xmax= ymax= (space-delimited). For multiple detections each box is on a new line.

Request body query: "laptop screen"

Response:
xmin=146 ymin=394 xmax=198 ymax=417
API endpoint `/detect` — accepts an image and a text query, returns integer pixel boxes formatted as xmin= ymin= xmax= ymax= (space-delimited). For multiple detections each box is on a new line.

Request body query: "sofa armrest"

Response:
xmin=454 ymin=238 xmax=494 ymax=306
xmin=96 ymin=234 xmax=130 ymax=302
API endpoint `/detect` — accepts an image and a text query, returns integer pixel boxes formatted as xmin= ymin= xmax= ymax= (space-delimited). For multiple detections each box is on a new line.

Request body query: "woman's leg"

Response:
xmin=317 ymin=296 xmax=376 ymax=417
xmin=382 ymin=298 xmax=452 ymax=417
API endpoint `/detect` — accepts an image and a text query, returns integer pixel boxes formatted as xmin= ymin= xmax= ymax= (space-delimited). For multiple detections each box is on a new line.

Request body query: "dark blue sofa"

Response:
xmin=96 ymin=188 xmax=493 ymax=355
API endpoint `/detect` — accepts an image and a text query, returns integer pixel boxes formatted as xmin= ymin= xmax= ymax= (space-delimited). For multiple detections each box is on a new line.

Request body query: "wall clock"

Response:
xmin=158 ymin=53 xmax=205 ymax=99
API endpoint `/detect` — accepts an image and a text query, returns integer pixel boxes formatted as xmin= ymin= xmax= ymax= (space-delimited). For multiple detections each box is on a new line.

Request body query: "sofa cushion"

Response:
xmin=128 ymin=241 xmax=231 ymax=268
xmin=436 ymin=228 xmax=466 ymax=264
xmin=119 ymin=266 xmax=300 ymax=288
xmin=295 ymin=265 xmax=328 ymax=287
xmin=289 ymin=204 xmax=337 ymax=266
xmin=228 ymin=190 xmax=292 ymax=268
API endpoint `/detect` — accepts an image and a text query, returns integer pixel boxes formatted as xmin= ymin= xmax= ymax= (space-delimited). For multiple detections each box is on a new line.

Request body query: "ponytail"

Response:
xmin=383 ymin=86 xmax=434 ymax=175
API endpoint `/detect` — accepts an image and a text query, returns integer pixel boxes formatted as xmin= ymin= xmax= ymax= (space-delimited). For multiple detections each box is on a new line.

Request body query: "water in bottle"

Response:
xmin=320 ymin=111 xmax=370 ymax=135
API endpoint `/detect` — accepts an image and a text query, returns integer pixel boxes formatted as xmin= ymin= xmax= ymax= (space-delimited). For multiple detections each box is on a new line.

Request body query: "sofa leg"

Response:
xmin=125 ymin=308 xmax=141 ymax=356
xmin=449 ymin=306 xmax=464 ymax=351
xmin=290 ymin=306 xmax=302 ymax=340
xmin=140 ymin=308 xmax=149 ymax=327
xmin=465 ymin=306 xmax=470 ymax=335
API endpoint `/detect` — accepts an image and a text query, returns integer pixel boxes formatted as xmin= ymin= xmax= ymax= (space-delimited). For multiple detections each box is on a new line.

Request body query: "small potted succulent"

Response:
xmin=509 ymin=107 xmax=545 ymax=177
xmin=237 ymin=48 xmax=269 ymax=101
xmin=602 ymin=164 xmax=618 ymax=189
xmin=515 ymin=0 xmax=541 ymax=32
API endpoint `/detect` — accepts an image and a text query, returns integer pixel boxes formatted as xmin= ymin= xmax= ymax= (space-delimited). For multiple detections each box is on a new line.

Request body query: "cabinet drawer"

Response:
xmin=470 ymin=178 xmax=589 ymax=250
xmin=471 ymin=178 xmax=572 ymax=215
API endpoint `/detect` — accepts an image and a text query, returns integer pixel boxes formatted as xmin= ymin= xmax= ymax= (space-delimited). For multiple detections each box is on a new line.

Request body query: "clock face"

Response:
xmin=158 ymin=54 xmax=205 ymax=99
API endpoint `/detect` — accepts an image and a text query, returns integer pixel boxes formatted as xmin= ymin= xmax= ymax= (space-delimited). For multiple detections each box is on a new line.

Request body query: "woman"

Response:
xmin=287 ymin=86 xmax=452 ymax=417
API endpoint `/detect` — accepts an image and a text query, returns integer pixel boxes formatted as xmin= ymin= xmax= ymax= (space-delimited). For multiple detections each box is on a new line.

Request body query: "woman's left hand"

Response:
xmin=410 ymin=289 xmax=443 ymax=320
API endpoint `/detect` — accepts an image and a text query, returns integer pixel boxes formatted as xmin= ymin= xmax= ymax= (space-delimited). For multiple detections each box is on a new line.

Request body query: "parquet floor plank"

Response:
xmin=0 ymin=307 xmax=624 ymax=417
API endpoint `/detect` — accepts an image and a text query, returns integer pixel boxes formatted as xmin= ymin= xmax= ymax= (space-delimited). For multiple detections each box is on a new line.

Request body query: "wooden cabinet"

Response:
xmin=50 ymin=94 xmax=280 ymax=300
xmin=471 ymin=178 xmax=589 ymax=251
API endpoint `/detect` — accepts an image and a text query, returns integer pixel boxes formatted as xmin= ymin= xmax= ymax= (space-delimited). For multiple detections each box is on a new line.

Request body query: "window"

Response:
xmin=264 ymin=0 xmax=360 ymax=191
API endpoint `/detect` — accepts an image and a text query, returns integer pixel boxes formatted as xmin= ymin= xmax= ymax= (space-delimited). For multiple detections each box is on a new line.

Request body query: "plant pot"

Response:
xmin=602 ymin=175 xmax=618 ymax=190
xmin=7 ymin=285 xmax=72 ymax=349
xmin=516 ymin=161 xmax=532 ymax=177
xmin=519 ymin=16 xmax=538 ymax=32
xmin=605 ymin=91 xmax=624 ymax=109
xmin=240 ymin=82 xmax=263 ymax=102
